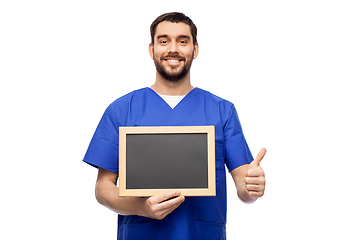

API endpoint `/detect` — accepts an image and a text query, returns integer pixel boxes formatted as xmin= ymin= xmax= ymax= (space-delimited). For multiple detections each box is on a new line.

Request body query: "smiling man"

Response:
xmin=151 ymin=20 xmax=197 ymax=84
xmin=83 ymin=12 xmax=266 ymax=240
xmin=149 ymin=15 xmax=198 ymax=95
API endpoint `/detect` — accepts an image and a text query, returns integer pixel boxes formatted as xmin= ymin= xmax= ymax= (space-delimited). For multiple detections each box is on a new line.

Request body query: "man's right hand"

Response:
xmin=140 ymin=191 xmax=185 ymax=220
xmin=95 ymin=168 xmax=185 ymax=219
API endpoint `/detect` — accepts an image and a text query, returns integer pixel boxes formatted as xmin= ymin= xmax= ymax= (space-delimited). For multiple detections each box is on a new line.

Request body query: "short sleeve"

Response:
xmin=223 ymin=105 xmax=253 ymax=172
xmin=83 ymin=106 xmax=120 ymax=174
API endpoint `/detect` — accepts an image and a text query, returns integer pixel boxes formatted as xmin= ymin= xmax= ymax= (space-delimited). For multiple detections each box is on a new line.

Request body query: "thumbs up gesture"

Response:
xmin=245 ymin=148 xmax=266 ymax=198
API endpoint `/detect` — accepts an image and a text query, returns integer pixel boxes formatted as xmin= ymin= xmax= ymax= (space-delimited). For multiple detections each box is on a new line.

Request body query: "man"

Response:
xmin=83 ymin=12 xmax=266 ymax=239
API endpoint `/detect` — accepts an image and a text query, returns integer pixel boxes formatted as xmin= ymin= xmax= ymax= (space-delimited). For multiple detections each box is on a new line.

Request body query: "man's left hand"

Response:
xmin=244 ymin=148 xmax=266 ymax=198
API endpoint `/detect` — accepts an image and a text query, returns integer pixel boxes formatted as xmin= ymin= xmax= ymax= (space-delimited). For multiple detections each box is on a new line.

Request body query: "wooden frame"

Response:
xmin=119 ymin=126 xmax=215 ymax=197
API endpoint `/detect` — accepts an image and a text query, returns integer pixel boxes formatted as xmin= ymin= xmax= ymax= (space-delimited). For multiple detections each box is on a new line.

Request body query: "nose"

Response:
xmin=168 ymin=40 xmax=179 ymax=53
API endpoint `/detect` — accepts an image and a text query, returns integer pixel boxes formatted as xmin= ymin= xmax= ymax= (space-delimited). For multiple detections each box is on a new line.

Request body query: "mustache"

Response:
xmin=160 ymin=54 xmax=185 ymax=61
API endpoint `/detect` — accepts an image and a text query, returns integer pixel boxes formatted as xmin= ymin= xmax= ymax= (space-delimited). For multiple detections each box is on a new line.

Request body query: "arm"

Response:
xmin=95 ymin=168 xmax=185 ymax=220
xmin=230 ymin=148 xmax=266 ymax=203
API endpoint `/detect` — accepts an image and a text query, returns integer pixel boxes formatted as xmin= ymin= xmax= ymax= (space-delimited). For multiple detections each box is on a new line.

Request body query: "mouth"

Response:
xmin=161 ymin=55 xmax=185 ymax=66
xmin=165 ymin=59 xmax=181 ymax=65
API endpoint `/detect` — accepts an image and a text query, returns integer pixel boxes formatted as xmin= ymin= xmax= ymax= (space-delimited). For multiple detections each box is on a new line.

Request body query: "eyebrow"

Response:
xmin=157 ymin=34 xmax=191 ymax=40
xmin=178 ymin=35 xmax=191 ymax=40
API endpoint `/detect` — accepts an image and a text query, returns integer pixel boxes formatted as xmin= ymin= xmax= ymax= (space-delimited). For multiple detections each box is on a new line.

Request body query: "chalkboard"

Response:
xmin=119 ymin=126 xmax=215 ymax=196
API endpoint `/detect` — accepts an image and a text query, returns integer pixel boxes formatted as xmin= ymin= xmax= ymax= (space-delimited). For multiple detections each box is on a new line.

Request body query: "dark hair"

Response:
xmin=150 ymin=12 xmax=197 ymax=45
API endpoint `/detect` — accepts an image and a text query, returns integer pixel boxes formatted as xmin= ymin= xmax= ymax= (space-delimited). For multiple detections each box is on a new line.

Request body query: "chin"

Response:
xmin=160 ymin=69 xmax=190 ymax=82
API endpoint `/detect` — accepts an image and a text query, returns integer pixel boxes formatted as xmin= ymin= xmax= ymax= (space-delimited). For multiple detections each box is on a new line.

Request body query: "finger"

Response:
xmin=157 ymin=195 xmax=185 ymax=212
xmin=163 ymin=197 xmax=185 ymax=213
xmin=157 ymin=198 xmax=184 ymax=220
xmin=246 ymin=167 xmax=265 ymax=177
xmin=156 ymin=196 xmax=185 ymax=219
xmin=248 ymin=190 xmax=265 ymax=198
xmin=246 ymin=184 xmax=265 ymax=192
xmin=245 ymin=176 xmax=266 ymax=185
xmin=250 ymin=148 xmax=266 ymax=167
xmin=146 ymin=193 xmax=185 ymax=220
xmin=149 ymin=191 xmax=181 ymax=204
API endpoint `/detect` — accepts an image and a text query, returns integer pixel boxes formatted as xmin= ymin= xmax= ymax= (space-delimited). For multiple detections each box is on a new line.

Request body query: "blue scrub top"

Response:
xmin=83 ymin=87 xmax=253 ymax=240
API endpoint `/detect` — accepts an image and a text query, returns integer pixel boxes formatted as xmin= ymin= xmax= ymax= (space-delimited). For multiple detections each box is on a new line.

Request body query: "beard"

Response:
xmin=153 ymin=51 xmax=194 ymax=82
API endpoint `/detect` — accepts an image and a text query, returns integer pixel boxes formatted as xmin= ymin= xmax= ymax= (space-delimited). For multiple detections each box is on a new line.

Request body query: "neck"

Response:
xmin=151 ymin=71 xmax=194 ymax=96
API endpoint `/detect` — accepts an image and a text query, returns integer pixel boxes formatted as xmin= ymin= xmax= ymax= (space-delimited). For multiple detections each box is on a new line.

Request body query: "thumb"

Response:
xmin=250 ymin=148 xmax=266 ymax=167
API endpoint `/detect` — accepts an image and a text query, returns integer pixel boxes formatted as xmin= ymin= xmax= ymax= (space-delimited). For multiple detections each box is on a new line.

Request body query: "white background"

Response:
xmin=1 ymin=1 xmax=359 ymax=239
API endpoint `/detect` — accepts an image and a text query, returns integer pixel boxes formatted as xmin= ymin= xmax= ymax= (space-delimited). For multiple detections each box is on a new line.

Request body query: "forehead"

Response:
xmin=155 ymin=21 xmax=192 ymax=39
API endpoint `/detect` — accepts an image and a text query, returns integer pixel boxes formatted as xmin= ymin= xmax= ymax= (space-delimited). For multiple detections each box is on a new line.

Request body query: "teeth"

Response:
xmin=166 ymin=59 xmax=179 ymax=62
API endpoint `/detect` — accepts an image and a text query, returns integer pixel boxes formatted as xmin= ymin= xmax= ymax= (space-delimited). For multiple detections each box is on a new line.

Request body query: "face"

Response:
xmin=149 ymin=21 xmax=198 ymax=82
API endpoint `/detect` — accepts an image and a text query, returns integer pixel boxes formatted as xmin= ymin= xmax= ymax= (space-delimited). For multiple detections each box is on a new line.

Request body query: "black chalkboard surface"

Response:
xmin=119 ymin=126 xmax=215 ymax=196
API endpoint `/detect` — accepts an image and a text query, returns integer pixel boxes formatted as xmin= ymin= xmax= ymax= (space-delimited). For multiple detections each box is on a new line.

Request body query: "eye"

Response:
xmin=159 ymin=40 xmax=168 ymax=45
xmin=179 ymin=40 xmax=187 ymax=45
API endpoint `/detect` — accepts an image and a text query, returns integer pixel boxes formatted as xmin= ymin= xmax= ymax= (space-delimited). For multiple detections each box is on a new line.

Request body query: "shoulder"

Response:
xmin=99 ymin=88 xmax=150 ymax=123
xmin=106 ymin=87 xmax=149 ymax=110
xmin=196 ymin=88 xmax=235 ymax=109
xmin=195 ymin=88 xmax=239 ymax=126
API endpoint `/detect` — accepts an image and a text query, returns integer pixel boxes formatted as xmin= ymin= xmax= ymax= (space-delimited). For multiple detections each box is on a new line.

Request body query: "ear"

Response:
xmin=149 ymin=43 xmax=154 ymax=60
xmin=193 ymin=42 xmax=199 ymax=59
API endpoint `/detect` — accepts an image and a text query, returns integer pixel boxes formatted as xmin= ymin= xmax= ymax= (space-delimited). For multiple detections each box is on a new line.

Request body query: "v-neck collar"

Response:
xmin=147 ymin=87 xmax=198 ymax=110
